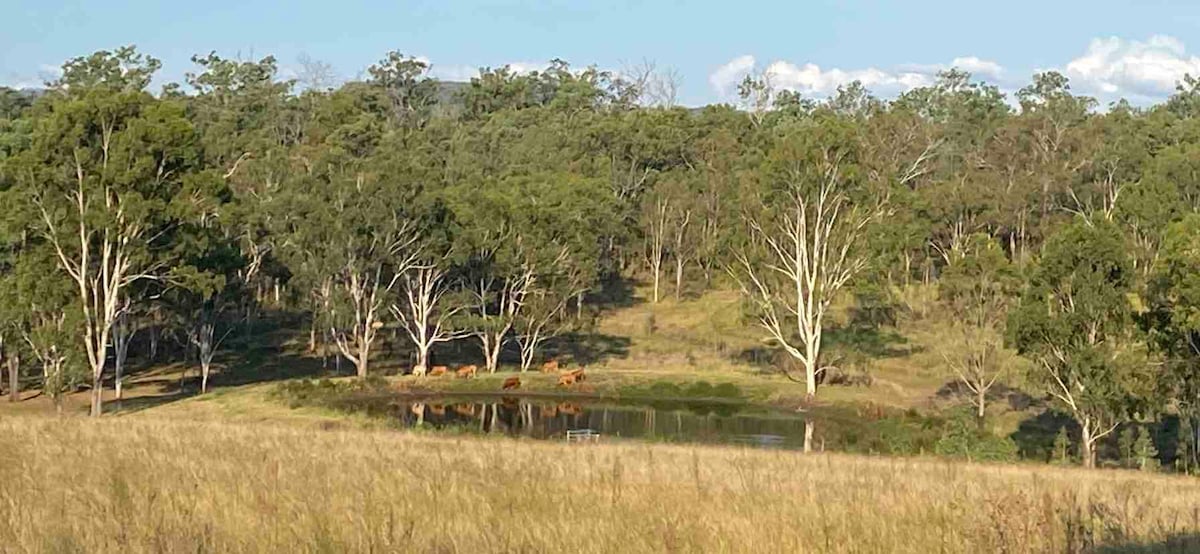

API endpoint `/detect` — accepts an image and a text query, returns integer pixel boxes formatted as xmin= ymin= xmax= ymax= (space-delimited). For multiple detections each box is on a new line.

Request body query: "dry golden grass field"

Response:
xmin=1 ymin=415 xmax=1198 ymax=553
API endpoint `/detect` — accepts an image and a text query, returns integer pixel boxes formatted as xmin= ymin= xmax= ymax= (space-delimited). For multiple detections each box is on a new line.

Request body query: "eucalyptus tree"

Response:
xmin=0 ymin=243 xmax=19 ymax=402
xmin=938 ymin=234 xmax=1017 ymax=420
xmin=590 ymin=107 xmax=693 ymax=274
xmin=1065 ymin=104 xmax=1149 ymax=223
xmin=1009 ymin=220 xmax=1154 ymax=468
xmin=280 ymin=166 xmax=422 ymax=378
xmin=732 ymin=113 xmax=882 ymax=400
xmin=366 ymin=51 xmax=439 ymax=130
xmin=688 ymin=114 xmax=747 ymax=285
xmin=736 ymin=72 xmax=774 ymax=128
xmin=887 ymin=71 xmax=1008 ymax=274
xmin=1144 ymin=214 xmax=1200 ymax=472
xmin=1165 ymin=74 xmax=1200 ymax=119
xmin=1013 ymin=72 xmax=1096 ymax=251
xmin=186 ymin=53 xmax=298 ymax=330
xmin=456 ymin=240 xmax=531 ymax=374
xmin=18 ymin=47 xmax=197 ymax=416
xmin=511 ymin=173 xmax=612 ymax=370
xmin=450 ymin=170 xmax=612 ymax=372
xmin=641 ymin=184 xmax=669 ymax=303
xmin=0 ymin=88 xmax=33 ymax=164
xmin=391 ymin=260 xmax=468 ymax=375
xmin=639 ymin=172 xmax=701 ymax=302
xmin=449 ymin=175 xmax=541 ymax=373
xmin=3 ymin=243 xmax=81 ymax=413
xmin=459 ymin=66 xmax=539 ymax=119
xmin=164 ymin=169 xmax=243 ymax=394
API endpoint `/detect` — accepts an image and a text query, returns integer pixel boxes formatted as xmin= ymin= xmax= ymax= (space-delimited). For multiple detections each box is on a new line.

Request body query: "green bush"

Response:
xmin=712 ymin=382 xmax=742 ymax=399
xmin=1051 ymin=427 xmax=1074 ymax=465
xmin=685 ymin=381 xmax=714 ymax=397
xmin=646 ymin=381 xmax=682 ymax=397
xmin=1133 ymin=426 xmax=1160 ymax=472
xmin=273 ymin=377 xmax=390 ymax=409
xmin=934 ymin=411 xmax=1019 ymax=462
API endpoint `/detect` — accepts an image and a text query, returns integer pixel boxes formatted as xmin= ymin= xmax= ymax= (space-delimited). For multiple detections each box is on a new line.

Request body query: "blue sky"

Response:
xmin=4 ymin=0 xmax=1200 ymax=105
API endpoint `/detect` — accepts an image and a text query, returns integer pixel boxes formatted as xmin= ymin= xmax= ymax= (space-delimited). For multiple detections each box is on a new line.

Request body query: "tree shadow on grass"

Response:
xmin=934 ymin=381 xmax=1045 ymax=411
xmin=92 ymin=305 xmax=633 ymax=414
xmin=588 ymin=275 xmax=642 ymax=312
xmin=100 ymin=313 xmax=342 ymax=413
xmin=1009 ymin=408 xmax=1077 ymax=461
xmin=549 ymin=332 xmax=632 ymax=366
xmin=734 ymin=323 xmax=912 ymax=376
xmin=823 ymin=324 xmax=912 ymax=359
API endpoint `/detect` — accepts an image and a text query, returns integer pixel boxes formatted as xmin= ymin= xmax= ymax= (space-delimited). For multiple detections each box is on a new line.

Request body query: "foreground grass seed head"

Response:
xmin=1 ymin=416 xmax=1198 ymax=553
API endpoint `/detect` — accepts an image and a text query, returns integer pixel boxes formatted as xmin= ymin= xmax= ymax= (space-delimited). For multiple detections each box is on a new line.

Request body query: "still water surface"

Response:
xmin=339 ymin=394 xmax=817 ymax=449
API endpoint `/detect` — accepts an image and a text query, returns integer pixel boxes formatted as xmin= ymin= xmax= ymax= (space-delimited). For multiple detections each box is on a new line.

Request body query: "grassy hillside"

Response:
xmin=3 ymin=286 xmax=1040 ymax=438
xmin=1 ymin=415 xmax=1196 ymax=553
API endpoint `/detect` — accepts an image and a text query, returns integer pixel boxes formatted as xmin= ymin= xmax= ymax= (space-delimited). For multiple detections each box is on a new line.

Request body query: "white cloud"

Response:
xmin=709 ymin=35 xmax=1200 ymax=107
xmin=709 ymin=54 xmax=756 ymax=97
xmin=764 ymin=61 xmax=936 ymax=98
xmin=504 ymin=61 xmax=544 ymax=75
xmin=427 ymin=60 xmax=546 ymax=82
xmin=709 ymin=54 xmax=1003 ymax=101
xmin=950 ymin=57 xmax=1003 ymax=79
xmin=1063 ymin=35 xmax=1200 ymax=104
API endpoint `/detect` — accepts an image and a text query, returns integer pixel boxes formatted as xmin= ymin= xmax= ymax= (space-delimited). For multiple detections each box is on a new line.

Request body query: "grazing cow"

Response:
xmin=565 ymin=368 xmax=586 ymax=382
xmin=557 ymin=373 xmax=577 ymax=387
xmin=541 ymin=359 xmax=559 ymax=373
xmin=412 ymin=364 xmax=427 ymax=377
xmin=429 ymin=365 xmax=449 ymax=377
xmin=456 ymin=365 xmax=478 ymax=379
xmin=502 ymin=376 xmax=521 ymax=390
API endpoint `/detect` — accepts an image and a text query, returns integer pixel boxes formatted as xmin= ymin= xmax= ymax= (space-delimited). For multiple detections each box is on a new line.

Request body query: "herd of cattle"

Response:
xmin=415 ymin=359 xmax=588 ymax=391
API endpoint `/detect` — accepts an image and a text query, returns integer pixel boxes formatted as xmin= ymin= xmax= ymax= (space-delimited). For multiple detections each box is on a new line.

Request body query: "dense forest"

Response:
xmin=2 ymin=46 xmax=1200 ymax=471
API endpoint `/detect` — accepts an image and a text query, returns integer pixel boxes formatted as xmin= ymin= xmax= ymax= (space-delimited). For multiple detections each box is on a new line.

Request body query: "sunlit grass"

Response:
xmin=1 ymin=415 xmax=1197 ymax=553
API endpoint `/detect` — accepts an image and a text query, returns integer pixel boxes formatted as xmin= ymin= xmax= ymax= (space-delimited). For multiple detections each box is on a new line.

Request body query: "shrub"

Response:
xmin=712 ymin=382 xmax=742 ymax=399
xmin=646 ymin=381 xmax=682 ymax=397
xmin=685 ymin=381 xmax=714 ymax=397
xmin=1134 ymin=427 xmax=1160 ymax=472
xmin=934 ymin=411 xmax=1019 ymax=462
xmin=1052 ymin=427 xmax=1073 ymax=465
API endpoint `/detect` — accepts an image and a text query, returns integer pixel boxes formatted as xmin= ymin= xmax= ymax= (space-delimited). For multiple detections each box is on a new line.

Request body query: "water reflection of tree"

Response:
xmin=396 ymin=398 xmax=821 ymax=449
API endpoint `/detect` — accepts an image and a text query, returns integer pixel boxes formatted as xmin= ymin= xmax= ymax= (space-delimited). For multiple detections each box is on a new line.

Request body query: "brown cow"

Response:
xmin=429 ymin=365 xmax=449 ymax=377
xmin=502 ymin=376 xmax=521 ymax=390
xmin=557 ymin=373 xmax=577 ymax=387
xmin=557 ymin=402 xmax=582 ymax=416
xmin=540 ymin=359 xmax=559 ymax=373
xmin=564 ymin=368 xmax=586 ymax=382
xmin=456 ymin=365 xmax=478 ymax=379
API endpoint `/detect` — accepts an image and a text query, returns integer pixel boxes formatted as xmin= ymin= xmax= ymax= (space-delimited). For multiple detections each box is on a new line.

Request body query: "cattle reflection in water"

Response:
xmin=398 ymin=397 xmax=817 ymax=449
